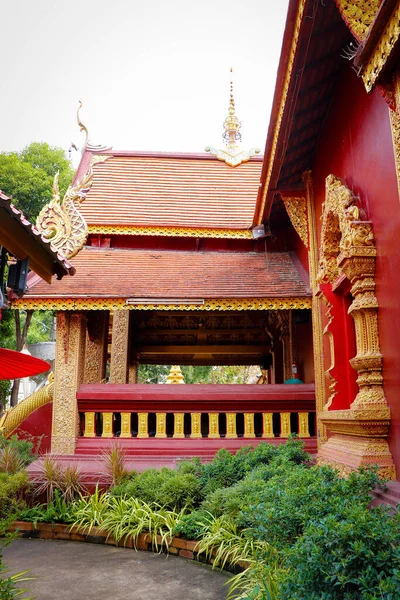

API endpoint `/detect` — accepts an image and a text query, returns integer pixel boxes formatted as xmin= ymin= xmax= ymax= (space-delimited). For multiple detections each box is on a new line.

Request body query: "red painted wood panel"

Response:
xmin=312 ymin=66 xmax=400 ymax=472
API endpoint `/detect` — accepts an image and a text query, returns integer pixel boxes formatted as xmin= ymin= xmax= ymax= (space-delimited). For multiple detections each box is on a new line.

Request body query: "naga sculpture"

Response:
xmin=36 ymin=168 xmax=93 ymax=260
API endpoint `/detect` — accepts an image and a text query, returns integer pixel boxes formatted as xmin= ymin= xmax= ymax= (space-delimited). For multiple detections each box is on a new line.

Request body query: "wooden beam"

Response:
xmin=136 ymin=345 xmax=270 ymax=355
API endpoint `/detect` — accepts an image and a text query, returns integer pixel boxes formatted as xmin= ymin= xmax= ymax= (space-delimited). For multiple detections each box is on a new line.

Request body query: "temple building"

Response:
xmin=3 ymin=0 xmax=400 ymax=491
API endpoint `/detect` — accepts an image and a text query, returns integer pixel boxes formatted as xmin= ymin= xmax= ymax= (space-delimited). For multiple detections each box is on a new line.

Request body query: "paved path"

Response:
xmin=3 ymin=539 xmax=229 ymax=599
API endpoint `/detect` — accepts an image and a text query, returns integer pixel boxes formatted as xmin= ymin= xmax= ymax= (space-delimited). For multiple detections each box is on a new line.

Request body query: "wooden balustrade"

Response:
xmin=78 ymin=383 xmax=316 ymax=442
xmin=82 ymin=409 xmax=313 ymax=439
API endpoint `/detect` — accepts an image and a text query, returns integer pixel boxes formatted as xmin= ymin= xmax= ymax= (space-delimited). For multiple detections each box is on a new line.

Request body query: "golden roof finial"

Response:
xmin=205 ymin=68 xmax=260 ymax=167
xmin=77 ymin=100 xmax=89 ymax=149
xmin=223 ymin=68 xmax=242 ymax=148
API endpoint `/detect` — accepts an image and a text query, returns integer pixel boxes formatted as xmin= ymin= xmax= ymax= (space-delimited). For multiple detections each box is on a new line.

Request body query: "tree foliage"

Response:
xmin=0 ymin=142 xmax=74 ymax=221
xmin=138 ymin=364 xmax=260 ymax=384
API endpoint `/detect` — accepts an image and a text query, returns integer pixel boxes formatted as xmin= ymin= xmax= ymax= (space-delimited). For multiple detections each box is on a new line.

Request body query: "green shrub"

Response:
xmin=17 ymin=490 xmax=75 ymax=526
xmin=0 ymin=434 xmax=38 ymax=470
xmin=281 ymin=505 xmax=400 ymax=599
xmin=0 ymin=471 xmax=30 ymax=519
xmin=199 ymin=449 xmax=248 ymax=495
xmin=110 ymin=467 xmax=203 ymax=510
xmin=173 ymin=509 xmax=212 ymax=540
xmin=236 ymin=465 xmax=381 ymax=549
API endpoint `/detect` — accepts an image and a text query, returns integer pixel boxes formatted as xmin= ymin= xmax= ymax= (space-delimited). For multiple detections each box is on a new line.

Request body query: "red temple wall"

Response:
xmin=311 ymin=66 xmax=400 ymax=474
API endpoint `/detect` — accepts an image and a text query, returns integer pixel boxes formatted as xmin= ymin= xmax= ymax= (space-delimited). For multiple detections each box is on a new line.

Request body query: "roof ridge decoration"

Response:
xmin=205 ymin=68 xmax=260 ymax=167
xmin=36 ymin=169 xmax=93 ymax=260
xmin=77 ymin=101 xmax=112 ymax=154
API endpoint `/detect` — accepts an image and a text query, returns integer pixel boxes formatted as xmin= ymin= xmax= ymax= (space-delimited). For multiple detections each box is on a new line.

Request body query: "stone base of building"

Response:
xmin=318 ymin=433 xmax=396 ymax=480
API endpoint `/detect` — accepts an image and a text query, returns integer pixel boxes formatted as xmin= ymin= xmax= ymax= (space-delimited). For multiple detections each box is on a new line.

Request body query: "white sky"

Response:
xmin=2 ymin=0 xmax=289 ymax=161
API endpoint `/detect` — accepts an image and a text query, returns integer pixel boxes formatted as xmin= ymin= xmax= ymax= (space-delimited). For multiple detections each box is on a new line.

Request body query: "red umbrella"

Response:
xmin=0 ymin=348 xmax=50 ymax=380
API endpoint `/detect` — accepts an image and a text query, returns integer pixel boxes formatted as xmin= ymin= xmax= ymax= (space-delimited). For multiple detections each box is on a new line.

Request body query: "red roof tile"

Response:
xmin=81 ymin=153 xmax=263 ymax=230
xmin=25 ymin=248 xmax=310 ymax=299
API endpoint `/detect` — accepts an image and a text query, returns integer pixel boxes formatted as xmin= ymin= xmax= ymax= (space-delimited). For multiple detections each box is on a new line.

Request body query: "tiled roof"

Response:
xmin=25 ymin=248 xmax=310 ymax=299
xmin=0 ymin=191 xmax=75 ymax=282
xmin=80 ymin=152 xmax=263 ymax=230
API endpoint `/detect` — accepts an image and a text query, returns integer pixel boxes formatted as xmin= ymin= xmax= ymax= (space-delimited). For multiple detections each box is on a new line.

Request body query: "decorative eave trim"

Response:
xmin=254 ymin=0 xmax=308 ymax=225
xmin=87 ymin=225 xmax=253 ymax=239
xmin=353 ymin=0 xmax=400 ymax=93
xmin=12 ymin=297 xmax=312 ymax=311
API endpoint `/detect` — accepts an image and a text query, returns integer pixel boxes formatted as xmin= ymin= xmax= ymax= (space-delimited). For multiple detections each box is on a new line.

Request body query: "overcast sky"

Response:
xmin=2 ymin=0 xmax=289 ymax=160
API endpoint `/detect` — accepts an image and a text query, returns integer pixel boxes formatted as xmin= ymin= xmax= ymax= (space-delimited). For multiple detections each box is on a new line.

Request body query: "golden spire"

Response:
xmin=205 ymin=68 xmax=260 ymax=167
xmin=223 ymin=69 xmax=242 ymax=147
xmin=166 ymin=365 xmax=185 ymax=384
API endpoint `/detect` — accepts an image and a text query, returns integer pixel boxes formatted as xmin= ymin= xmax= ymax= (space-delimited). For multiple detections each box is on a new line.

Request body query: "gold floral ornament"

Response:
xmin=36 ymin=168 xmax=93 ymax=260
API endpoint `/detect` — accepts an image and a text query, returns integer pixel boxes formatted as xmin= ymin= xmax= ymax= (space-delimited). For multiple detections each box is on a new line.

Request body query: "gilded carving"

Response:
xmin=88 ymin=225 xmax=253 ymax=239
xmin=90 ymin=154 xmax=112 ymax=168
xmin=52 ymin=312 xmax=86 ymax=454
xmin=137 ymin=413 xmax=149 ymax=438
xmin=101 ymin=412 xmax=113 ymax=438
xmin=226 ymin=413 xmax=237 ymax=438
xmin=83 ymin=412 xmax=96 ymax=438
xmin=361 ymin=3 xmax=400 ymax=92
xmin=14 ymin=297 xmax=312 ymax=312
xmin=334 ymin=0 xmax=380 ymax=41
xmin=282 ymin=196 xmax=309 ymax=247
xmin=36 ymin=169 xmax=92 ymax=260
xmin=156 ymin=413 xmax=167 ymax=438
xmin=262 ymin=413 xmax=274 ymax=438
xmin=389 ymin=108 xmax=400 ymax=201
xmin=205 ymin=145 xmax=260 ymax=167
xmin=208 ymin=413 xmax=220 ymax=439
xmin=120 ymin=413 xmax=131 ymax=438
xmin=317 ymin=174 xmax=395 ymax=477
xmin=244 ymin=413 xmax=255 ymax=438
xmin=298 ymin=412 xmax=310 ymax=438
xmin=0 ymin=374 xmax=54 ymax=438
xmin=280 ymin=412 xmax=291 ymax=438
xmin=190 ymin=413 xmax=202 ymax=439
xmin=303 ymin=171 xmax=327 ymax=441
xmin=109 ymin=311 xmax=130 ymax=384
xmin=173 ymin=413 xmax=185 ymax=439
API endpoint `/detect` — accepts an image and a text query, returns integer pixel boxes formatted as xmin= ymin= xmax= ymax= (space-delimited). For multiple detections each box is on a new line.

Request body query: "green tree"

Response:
xmin=0 ymin=142 xmax=74 ymax=222
xmin=0 ymin=142 xmax=74 ymax=406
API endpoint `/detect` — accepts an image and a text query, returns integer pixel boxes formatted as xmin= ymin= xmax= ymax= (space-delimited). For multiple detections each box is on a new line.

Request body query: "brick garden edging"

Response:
xmin=9 ymin=521 xmax=203 ymax=563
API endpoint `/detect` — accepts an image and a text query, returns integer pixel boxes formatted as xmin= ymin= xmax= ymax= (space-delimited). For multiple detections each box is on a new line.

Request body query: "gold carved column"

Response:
xmin=317 ymin=175 xmax=395 ymax=479
xmin=52 ymin=312 xmax=86 ymax=454
xmin=84 ymin=311 xmax=109 ymax=384
xmin=109 ymin=310 xmax=130 ymax=384
xmin=303 ymin=173 xmax=327 ymax=441
xmin=278 ymin=311 xmax=293 ymax=382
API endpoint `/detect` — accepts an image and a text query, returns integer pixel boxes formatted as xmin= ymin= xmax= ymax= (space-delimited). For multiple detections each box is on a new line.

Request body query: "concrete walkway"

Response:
xmin=3 ymin=539 xmax=229 ymax=599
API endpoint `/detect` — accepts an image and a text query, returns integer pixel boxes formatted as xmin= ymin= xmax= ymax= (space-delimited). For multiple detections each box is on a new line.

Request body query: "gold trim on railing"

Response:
xmin=137 ymin=413 xmax=149 ymax=438
xmin=244 ymin=413 xmax=255 ymax=438
xmin=120 ymin=413 xmax=131 ymax=438
xmin=280 ymin=412 xmax=291 ymax=438
xmin=226 ymin=413 xmax=237 ymax=439
xmin=208 ymin=413 xmax=219 ymax=438
xmin=83 ymin=412 xmax=96 ymax=438
xmin=298 ymin=412 xmax=310 ymax=438
xmin=190 ymin=413 xmax=202 ymax=439
xmin=262 ymin=412 xmax=274 ymax=438
xmin=156 ymin=413 xmax=167 ymax=438
xmin=173 ymin=413 xmax=185 ymax=439
xmin=102 ymin=412 xmax=113 ymax=438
